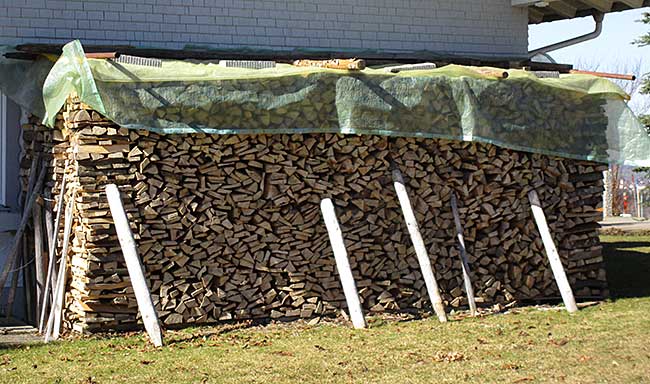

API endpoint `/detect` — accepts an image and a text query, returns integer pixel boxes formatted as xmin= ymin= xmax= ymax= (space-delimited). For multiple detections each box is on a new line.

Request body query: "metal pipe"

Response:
xmin=528 ymin=12 xmax=604 ymax=58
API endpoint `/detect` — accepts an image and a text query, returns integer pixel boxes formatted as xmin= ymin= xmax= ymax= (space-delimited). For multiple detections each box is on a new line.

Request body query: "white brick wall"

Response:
xmin=0 ymin=0 xmax=529 ymax=58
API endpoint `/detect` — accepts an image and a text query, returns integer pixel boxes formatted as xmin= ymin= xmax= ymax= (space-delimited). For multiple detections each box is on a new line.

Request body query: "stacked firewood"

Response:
xmin=98 ymin=73 xmax=611 ymax=164
xmin=20 ymin=96 xmax=608 ymax=333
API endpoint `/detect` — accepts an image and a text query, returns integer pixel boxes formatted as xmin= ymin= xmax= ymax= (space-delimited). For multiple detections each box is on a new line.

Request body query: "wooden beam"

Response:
xmin=618 ymin=0 xmax=644 ymax=8
xmin=320 ymin=198 xmax=367 ymax=329
xmin=106 ymin=184 xmax=164 ymax=346
xmin=392 ymin=169 xmax=447 ymax=323
xmin=528 ymin=190 xmax=578 ymax=313
xmin=529 ymin=7 xmax=546 ymax=23
xmin=578 ymin=0 xmax=614 ymax=12
xmin=549 ymin=1 xmax=578 ymax=18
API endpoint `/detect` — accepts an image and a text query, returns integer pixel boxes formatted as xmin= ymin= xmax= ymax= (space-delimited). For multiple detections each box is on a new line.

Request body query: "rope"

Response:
xmin=6 ymin=256 xmax=36 ymax=274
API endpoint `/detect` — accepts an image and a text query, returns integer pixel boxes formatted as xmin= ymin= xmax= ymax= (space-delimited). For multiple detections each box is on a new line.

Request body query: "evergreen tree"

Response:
xmin=634 ymin=13 xmax=650 ymax=101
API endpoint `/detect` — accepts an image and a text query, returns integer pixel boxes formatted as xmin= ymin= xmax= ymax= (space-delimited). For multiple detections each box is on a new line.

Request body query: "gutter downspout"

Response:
xmin=528 ymin=11 xmax=604 ymax=58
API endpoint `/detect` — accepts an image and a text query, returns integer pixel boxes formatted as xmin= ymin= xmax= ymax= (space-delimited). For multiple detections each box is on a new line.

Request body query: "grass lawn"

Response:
xmin=1 ymin=236 xmax=649 ymax=384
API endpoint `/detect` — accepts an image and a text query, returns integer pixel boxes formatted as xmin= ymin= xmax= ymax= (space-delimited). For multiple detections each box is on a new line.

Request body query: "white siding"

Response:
xmin=0 ymin=0 xmax=529 ymax=58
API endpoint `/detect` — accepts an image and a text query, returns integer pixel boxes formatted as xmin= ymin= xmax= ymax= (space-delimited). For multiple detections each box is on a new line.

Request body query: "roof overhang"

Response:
xmin=514 ymin=0 xmax=650 ymax=24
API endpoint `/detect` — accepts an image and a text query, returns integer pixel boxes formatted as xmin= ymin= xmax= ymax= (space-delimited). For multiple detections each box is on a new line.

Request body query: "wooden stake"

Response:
xmin=23 ymin=238 xmax=35 ymax=325
xmin=391 ymin=169 xmax=448 ymax=323
xmin=320 ymin=198 xmax=367 ymax=329
xmin=39 ymin=169 xmax=67 ymax=333
xmin=5 ymin=244 xmax=21 ymax=320
xmin=528 ymin=190 xmax=578 ymax=313
xmin=45 ymin=194 xmax=74 ymax=342
xmin=450 ymin=193 xmax=477 ymax=316
xmin=105 ymin=184 xmax=164 ymax=346
xmin=293 ymin=58 xmax=366 ymax=70
xmin=33 ymin=202 xmax=45 ymax=322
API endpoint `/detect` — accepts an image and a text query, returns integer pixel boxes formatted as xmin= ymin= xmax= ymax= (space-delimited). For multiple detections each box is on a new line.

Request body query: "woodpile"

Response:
xmin=98 ymin=71 xmax=612 ymax=168
xmin=20 ymin=96 xmax=608 ymax=333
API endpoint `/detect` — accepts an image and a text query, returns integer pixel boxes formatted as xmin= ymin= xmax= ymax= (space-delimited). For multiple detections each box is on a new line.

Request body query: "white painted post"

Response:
xmin=392 ymin=169 xmax=448 ymax=323
xmin=450 ymin=193 xmax=477 ymax=316
xmin=45 ymin=250 xmax=66 ymax=342
xmin=45 ymin=195 xmax=74 ymax=342
xmin=528 ymin=190 xmax=578 ymax=313
xmin=39 ymin=166 xmax=67 ymax=333
xmin=320 ymin=198 xmax=367 ymax=329
xmin=106 ymin=184 xmax=164 ymax=346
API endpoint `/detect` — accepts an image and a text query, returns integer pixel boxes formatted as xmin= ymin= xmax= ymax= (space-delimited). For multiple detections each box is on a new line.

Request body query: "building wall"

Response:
xmin=0 ymin=95 xmax=23 ymax=236
xmin=0 ymin=0 xmax=529 ymax=58
xmin=0 ymin=95 xmax=25 ymax=321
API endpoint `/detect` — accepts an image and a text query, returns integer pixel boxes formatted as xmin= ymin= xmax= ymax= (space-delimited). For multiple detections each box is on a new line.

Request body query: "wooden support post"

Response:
xmin=45 ymin=249 xmax=66 ymax=342
xmin=106 ymin=184 xmax=164 ymax=347
xmin=5 ymin=246 xmax=21 ymax=319
xmin=39 ymin=171 xmax=67 ymax=333
xmin=450 ymin=193 xmax=477 ymax=316
xmin=0 ymin=164 xmax=47 ymax=301
xmin=320 ymin=198 xmax=367 ymax=329
xmin=33 ymin=202 xmax=46 ymax=322
xmin=528 ymin=190 xmax=578 ymax=313
xmin=45 ymin=194 xmax=74 ymax=342
xmin=23 ymin=238 xmax=35 ymax=325
xmin=391 ymin=169 xmax=448 ymax=323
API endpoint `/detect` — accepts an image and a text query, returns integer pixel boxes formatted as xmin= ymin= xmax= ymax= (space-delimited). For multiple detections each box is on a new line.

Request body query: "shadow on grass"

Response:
xmin=603 ymin=240 xmax=650 ymax=299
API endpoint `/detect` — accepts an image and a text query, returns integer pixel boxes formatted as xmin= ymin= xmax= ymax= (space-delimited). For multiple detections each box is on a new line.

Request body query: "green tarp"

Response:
xmin=2 ymin=40 xmax=649 ymax=166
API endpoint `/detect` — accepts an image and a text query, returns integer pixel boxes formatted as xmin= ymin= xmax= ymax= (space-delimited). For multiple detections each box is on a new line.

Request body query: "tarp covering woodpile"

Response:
xmin=2 ymin=40 xmax=649 ymax=166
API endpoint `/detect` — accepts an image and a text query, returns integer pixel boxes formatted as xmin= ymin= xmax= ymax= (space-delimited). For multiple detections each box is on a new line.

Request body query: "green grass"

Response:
xmin=2 ymin=236 xmax=650 ymax=384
